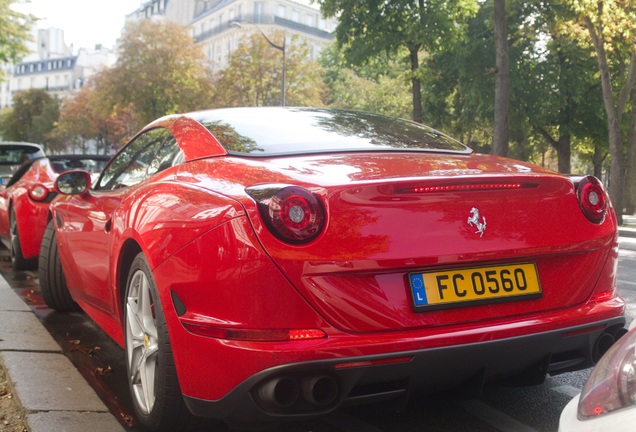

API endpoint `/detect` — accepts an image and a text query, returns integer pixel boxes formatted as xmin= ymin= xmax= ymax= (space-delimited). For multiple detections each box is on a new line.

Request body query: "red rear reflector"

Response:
xmin=334 ymin=356 xmax=414 ymax=370
xmin=398 ymin=183 xmax=525 ymax=194
xmin=183 ymin=323 xmax=327 ymax=341
xmin=562 ymin=325 xmax=606 ymax=338
xmin=289 ymin=329 xmax=327 ymax=340
xmin=591 ymin=289 xmax=615 ymax=303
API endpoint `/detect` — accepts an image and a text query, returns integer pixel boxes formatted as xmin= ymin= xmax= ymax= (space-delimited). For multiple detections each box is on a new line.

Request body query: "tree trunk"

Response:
xmin=557 ymin=135 xmax=571 ymax=174
xmin=492 ymin=0 xmax=510 ymax=157
xmin=592 ymin=144 xmax=604 ymax=179
xmin=625 ymin=92 xmax=636 ymax=214
xmin=584 ymin=16 xmax=635 ymax=225
xmin=537 ymin=127 xmax=572 ymax=174
xmin=409 ymin=45 xmax=422 ymax=123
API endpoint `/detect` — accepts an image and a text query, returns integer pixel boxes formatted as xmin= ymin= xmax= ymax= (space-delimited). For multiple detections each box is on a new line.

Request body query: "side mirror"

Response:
xmin=55 ymin=170 xmax=92 ymax=195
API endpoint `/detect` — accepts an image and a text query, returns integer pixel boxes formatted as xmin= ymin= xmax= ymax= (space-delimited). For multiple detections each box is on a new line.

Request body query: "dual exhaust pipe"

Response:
xmin=256 ymin=374 xmax=339 ymax=410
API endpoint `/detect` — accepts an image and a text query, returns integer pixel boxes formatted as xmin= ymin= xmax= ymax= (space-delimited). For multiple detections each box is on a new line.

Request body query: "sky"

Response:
xmin=12 ymin=0 xmax=143 ymax=50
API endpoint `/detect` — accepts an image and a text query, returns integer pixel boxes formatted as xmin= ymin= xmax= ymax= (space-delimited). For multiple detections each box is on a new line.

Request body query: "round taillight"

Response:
xmin=262 ymin=186 xmax=325 ymax=244
xmin=577 ymin=176 xmax=608 ymax=224
xmin=29 ymin=184 xmax=49 ymax=201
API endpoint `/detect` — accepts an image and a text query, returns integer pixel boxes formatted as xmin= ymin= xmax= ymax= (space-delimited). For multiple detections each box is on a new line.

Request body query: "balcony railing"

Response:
xmin=194 ymin=13 xmax=334 ymax=43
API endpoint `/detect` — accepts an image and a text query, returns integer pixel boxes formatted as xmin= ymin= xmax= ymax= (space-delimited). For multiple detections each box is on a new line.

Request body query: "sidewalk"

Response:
xmin=0 ymin=277 xmax=124 ymax=432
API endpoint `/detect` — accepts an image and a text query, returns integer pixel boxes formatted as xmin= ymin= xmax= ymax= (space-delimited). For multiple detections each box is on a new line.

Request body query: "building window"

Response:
xmin=305 ymin=14 xmax=315 ymax=27
xmin=229 ymin=8 xmax=235 ymax=22
xmin=254 ymin=2 xmax=264 ymax=22
xmin=237 ymin=5 xmax=242 ymax=20
xmin=277 ymin=5 xmax=285 ymax=18
xmin=291 ymin=10 xmax=300 ymax=22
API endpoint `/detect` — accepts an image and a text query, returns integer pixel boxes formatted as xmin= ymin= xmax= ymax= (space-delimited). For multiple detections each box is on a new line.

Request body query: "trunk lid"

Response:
xmin=210 ymin=152 xmax=617 ymax=333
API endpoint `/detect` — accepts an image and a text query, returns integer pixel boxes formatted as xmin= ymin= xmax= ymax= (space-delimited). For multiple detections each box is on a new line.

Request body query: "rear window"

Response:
xmin=0 ymin=144 xmax=44 ymax=164
xmin=193 ymin=108 xmax=470 ymax=156
xmin=49 ymin=156 xmax=109 ymax=174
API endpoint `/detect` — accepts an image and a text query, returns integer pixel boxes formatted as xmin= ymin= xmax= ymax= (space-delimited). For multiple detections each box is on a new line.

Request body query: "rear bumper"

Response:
xmin=184 ymin=316 xmax=626 ymax=424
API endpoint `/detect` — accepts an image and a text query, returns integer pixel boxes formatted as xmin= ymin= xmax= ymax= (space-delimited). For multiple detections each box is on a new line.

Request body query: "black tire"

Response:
xmin=38 ymin=220 xmax=79 ymax=311
xmin=124 ymin=253 xmax=194 ymax=431
xmin=10 ymin=208 xmax=37 ymax=271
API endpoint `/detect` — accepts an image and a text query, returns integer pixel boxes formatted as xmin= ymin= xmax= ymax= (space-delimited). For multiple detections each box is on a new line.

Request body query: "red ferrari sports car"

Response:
xmin=39 ymin=107 xmax=625 ymax=431
xmin=0 ymin=154 xmax=109 ymax=270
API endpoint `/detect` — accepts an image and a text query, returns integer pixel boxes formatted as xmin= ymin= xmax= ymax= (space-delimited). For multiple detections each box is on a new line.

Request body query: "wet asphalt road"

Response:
xmin=3 ymin=245 xmax=635 ymax=432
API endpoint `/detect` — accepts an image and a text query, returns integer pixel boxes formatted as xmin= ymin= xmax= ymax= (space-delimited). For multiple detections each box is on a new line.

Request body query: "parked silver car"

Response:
xmin=559 ymin=319 xmax=635 ymax=432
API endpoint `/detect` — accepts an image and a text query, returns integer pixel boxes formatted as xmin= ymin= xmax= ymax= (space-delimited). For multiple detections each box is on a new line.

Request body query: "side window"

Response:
xmin=146 ymin=134 xmax=182 ymax=177
xmin=96 ymin=128 xmax=181 ymax=191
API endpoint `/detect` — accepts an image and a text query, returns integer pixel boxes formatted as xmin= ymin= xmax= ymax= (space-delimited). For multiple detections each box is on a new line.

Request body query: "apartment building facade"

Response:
xmin=0 ymin=28 xmax=116 ymax=108
xmin=1 ymin=0 xmax=335 ymax=107
xmin=127 ymin=0 xmax=336 ymax=71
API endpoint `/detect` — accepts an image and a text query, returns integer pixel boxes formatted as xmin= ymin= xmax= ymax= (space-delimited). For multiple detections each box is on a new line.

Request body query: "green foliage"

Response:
xmin=317 ymin=0 xmax=479 ymax=121
xmin=0 ymin=0 xmax=35 ymax=77
xmin=320 ymin=43 xmax=411 ymax=118
xmin=319 ymin=0 xmax=478 ymax=64
xmin=213 ymin=32 xmax=325 ymax=107
xmin=561 ymin=0 xmax=636 ymax=221
xmin=421 ymin=2 xmax=495 ymax=143
xmin=415 ymin=0 xmax=611 ymax=171
xmin=0 ymin=89 xmax=59 ymax=147
xmin=100 ymin=20 xmax=214 ymax=127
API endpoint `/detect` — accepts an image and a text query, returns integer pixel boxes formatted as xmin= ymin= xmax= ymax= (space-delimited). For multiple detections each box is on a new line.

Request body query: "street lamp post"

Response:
xmin=231 ymin=21 xmax=286 ymax=106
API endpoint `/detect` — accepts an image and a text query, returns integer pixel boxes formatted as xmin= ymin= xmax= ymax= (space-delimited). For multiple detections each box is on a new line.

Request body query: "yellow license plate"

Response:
xmin=409 ymin=263 xmax=541 ymax=311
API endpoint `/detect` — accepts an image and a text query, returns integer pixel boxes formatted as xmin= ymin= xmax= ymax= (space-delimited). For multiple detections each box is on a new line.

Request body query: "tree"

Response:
xmin=213 ymin=32 xmax=325 ymax=108
xmin=51 ymin=81 xmax=138 ymax=154
xmin=317 ymin=0 xmax=478 ymax=123
xmin=0 ymin=0 xmax=35 ymax=79
xmin=516 ymin=2 xmax=607 ymax=175
xmin=0 ymin=89 xmax=59 ymax=146
xmin=492 ymin=0 xmax=510 ymax=157
xmin=420 ymin=1 xmax=611 ymax=174
xmin=627 ymin=94 xmax=636 ymax=213
xmin=320 ymin=44 xmax=411 ymax=118
xmin=565 ymin=0 xmax=636 ymax=224
xmin=420 ymin=2 xmax=496 ymax=151
xmin=101 ymin=19 xmax=214 ymax=127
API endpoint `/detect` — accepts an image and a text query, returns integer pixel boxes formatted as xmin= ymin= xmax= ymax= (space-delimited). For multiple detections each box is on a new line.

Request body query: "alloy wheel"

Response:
xmin=125 ymin=269 xmax=159 ymax=414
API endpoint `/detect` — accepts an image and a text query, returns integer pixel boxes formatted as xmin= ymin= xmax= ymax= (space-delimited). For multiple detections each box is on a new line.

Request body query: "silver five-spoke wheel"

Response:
xmin=124 ymin=252 xmax=194 ymax=431
xmin=126 ymin=268 xmax=159 ymax=414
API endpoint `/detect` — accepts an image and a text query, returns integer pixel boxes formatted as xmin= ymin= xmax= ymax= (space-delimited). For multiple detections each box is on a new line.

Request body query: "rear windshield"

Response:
xmin=0 ymin=144 xmax=44 ymax=164
xmin=49 ymin=156 xmax=109 ymax=173
xmin=193 ymin=108 xmax=470 ymax=156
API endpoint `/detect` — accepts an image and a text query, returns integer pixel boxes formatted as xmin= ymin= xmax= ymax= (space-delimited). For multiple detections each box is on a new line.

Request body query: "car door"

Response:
xmin=60 ymin=128 xmax=181 ymax=313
